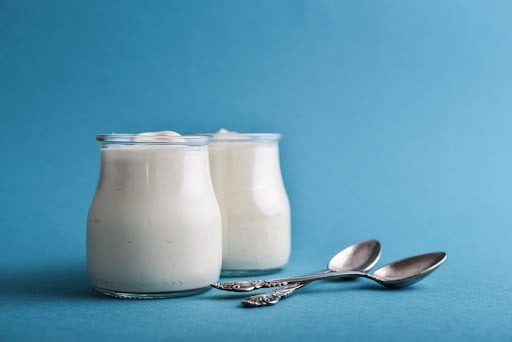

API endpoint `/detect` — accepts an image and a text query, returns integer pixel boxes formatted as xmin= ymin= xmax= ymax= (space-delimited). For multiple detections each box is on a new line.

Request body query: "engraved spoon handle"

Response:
xmin=243 ymin=268 xmax=335 ymax=306
xmin=211 ymin=270 xmax=369 ymax=292
xmin=242 ymin=269 xmax=334 ymax=307
xmin=242 ymin=282 xmax=309 ymax=307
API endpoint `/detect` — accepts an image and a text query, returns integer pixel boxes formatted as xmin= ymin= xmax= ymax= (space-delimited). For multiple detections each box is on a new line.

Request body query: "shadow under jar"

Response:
xmin=208 ymin=131 xmax=291 ymax=276
xmin=87 ymin=133 xmax=222 ymax=299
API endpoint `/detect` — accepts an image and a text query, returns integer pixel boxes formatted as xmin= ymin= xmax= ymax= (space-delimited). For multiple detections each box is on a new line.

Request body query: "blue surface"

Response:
xmin=1 ymin=0 xmax=512 ymax=340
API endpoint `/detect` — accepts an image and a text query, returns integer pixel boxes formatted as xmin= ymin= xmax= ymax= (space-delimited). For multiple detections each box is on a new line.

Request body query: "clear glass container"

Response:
xmin=208 ymin=132 xmax=291 ymax=276
xmin=87 ymin=134 xmax=222 ymax=299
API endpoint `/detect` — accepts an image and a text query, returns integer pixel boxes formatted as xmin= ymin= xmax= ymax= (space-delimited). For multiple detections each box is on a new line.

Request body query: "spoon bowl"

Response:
xmin=328 ymin=239 xmax=382 ymax=272
xmin=370 ymin=252 xmax=447 ymax=288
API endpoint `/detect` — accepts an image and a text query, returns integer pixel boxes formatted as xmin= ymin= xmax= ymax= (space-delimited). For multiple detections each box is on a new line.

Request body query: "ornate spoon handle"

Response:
xmin=211 ymin=270 xmax=368 ymax=292
xmin=242 ymin=282 xmax=308 ymax=307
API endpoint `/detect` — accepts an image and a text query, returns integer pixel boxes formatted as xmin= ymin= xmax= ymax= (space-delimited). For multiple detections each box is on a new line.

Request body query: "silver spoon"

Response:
xmin=242 ymin=239 xmax=382 ymax=307
xmin=211 ymin=251 xmax=447 ymax=292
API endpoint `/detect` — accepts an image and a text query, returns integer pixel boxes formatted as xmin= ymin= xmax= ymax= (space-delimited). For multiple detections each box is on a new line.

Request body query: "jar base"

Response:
xmin=92 ymin=285 xmax=211 ymax=299
xmin=221 ymin=267 xmax=283 ymax=277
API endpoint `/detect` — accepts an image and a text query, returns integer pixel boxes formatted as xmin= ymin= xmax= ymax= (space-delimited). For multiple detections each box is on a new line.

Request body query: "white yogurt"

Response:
xmin=209 ymin=129 xmax=291 ymax=274
xmin=87 ymin=132 xmax=222 ymax=297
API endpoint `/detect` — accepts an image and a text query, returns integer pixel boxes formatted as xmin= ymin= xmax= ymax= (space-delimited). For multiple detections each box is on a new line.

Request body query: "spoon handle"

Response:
xmin=211 ymin=270 xmax=366 ymax=292
xmin=242 ymin=282 xmax=309 ymax=307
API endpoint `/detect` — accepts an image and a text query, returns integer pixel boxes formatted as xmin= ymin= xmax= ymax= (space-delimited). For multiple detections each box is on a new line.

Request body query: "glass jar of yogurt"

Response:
xmin=87 ymin=131 xmax=222 ymax=299
xmin=208 ymin=130 xmax=291 ymax=276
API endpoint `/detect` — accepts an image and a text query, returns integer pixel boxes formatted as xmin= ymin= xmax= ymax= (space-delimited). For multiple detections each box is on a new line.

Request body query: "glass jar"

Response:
xmin=87 ymin=133 xmax=222 ymax=299
xmin=208 ymin=132 xmax=291 ymax=276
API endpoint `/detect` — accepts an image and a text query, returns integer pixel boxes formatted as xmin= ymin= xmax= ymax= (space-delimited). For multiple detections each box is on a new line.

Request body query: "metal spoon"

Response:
xmin=211 ymin=251 xmax=447 ymax=292
xmin=242 ymin=239 xmax=382 ymax=307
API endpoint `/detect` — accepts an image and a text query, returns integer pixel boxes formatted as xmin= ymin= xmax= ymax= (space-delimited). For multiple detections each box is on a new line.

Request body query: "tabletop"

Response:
xmin=1 ymin=1 xmax=512 ymax=341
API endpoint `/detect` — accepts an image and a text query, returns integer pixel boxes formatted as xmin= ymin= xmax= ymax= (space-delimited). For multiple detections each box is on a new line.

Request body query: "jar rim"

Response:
xmin=198 ymin=133 xmax=282 ymax=142
xmin=96 ymin=134 xmax=211 ymax=145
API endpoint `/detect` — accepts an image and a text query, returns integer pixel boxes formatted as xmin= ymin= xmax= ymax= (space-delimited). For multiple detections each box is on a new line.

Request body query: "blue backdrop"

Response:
xmin=1 ymin=0 xmax=511 ymax=340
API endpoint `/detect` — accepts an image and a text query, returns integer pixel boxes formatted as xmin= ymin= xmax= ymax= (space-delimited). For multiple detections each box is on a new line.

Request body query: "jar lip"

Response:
xmin=198 ymin=133 xmax=282 ymax=142
xmin=96 ymin=134 xmax=211 ymax=145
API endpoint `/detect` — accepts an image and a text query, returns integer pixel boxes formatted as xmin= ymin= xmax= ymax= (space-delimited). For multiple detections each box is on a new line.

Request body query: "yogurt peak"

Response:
xmin=134 ymin=130 xmax=182 ymax=142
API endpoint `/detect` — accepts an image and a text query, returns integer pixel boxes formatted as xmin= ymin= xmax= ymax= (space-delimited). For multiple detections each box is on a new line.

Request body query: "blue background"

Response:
xmin=1 ymin=0 xmax=511 ymax=340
